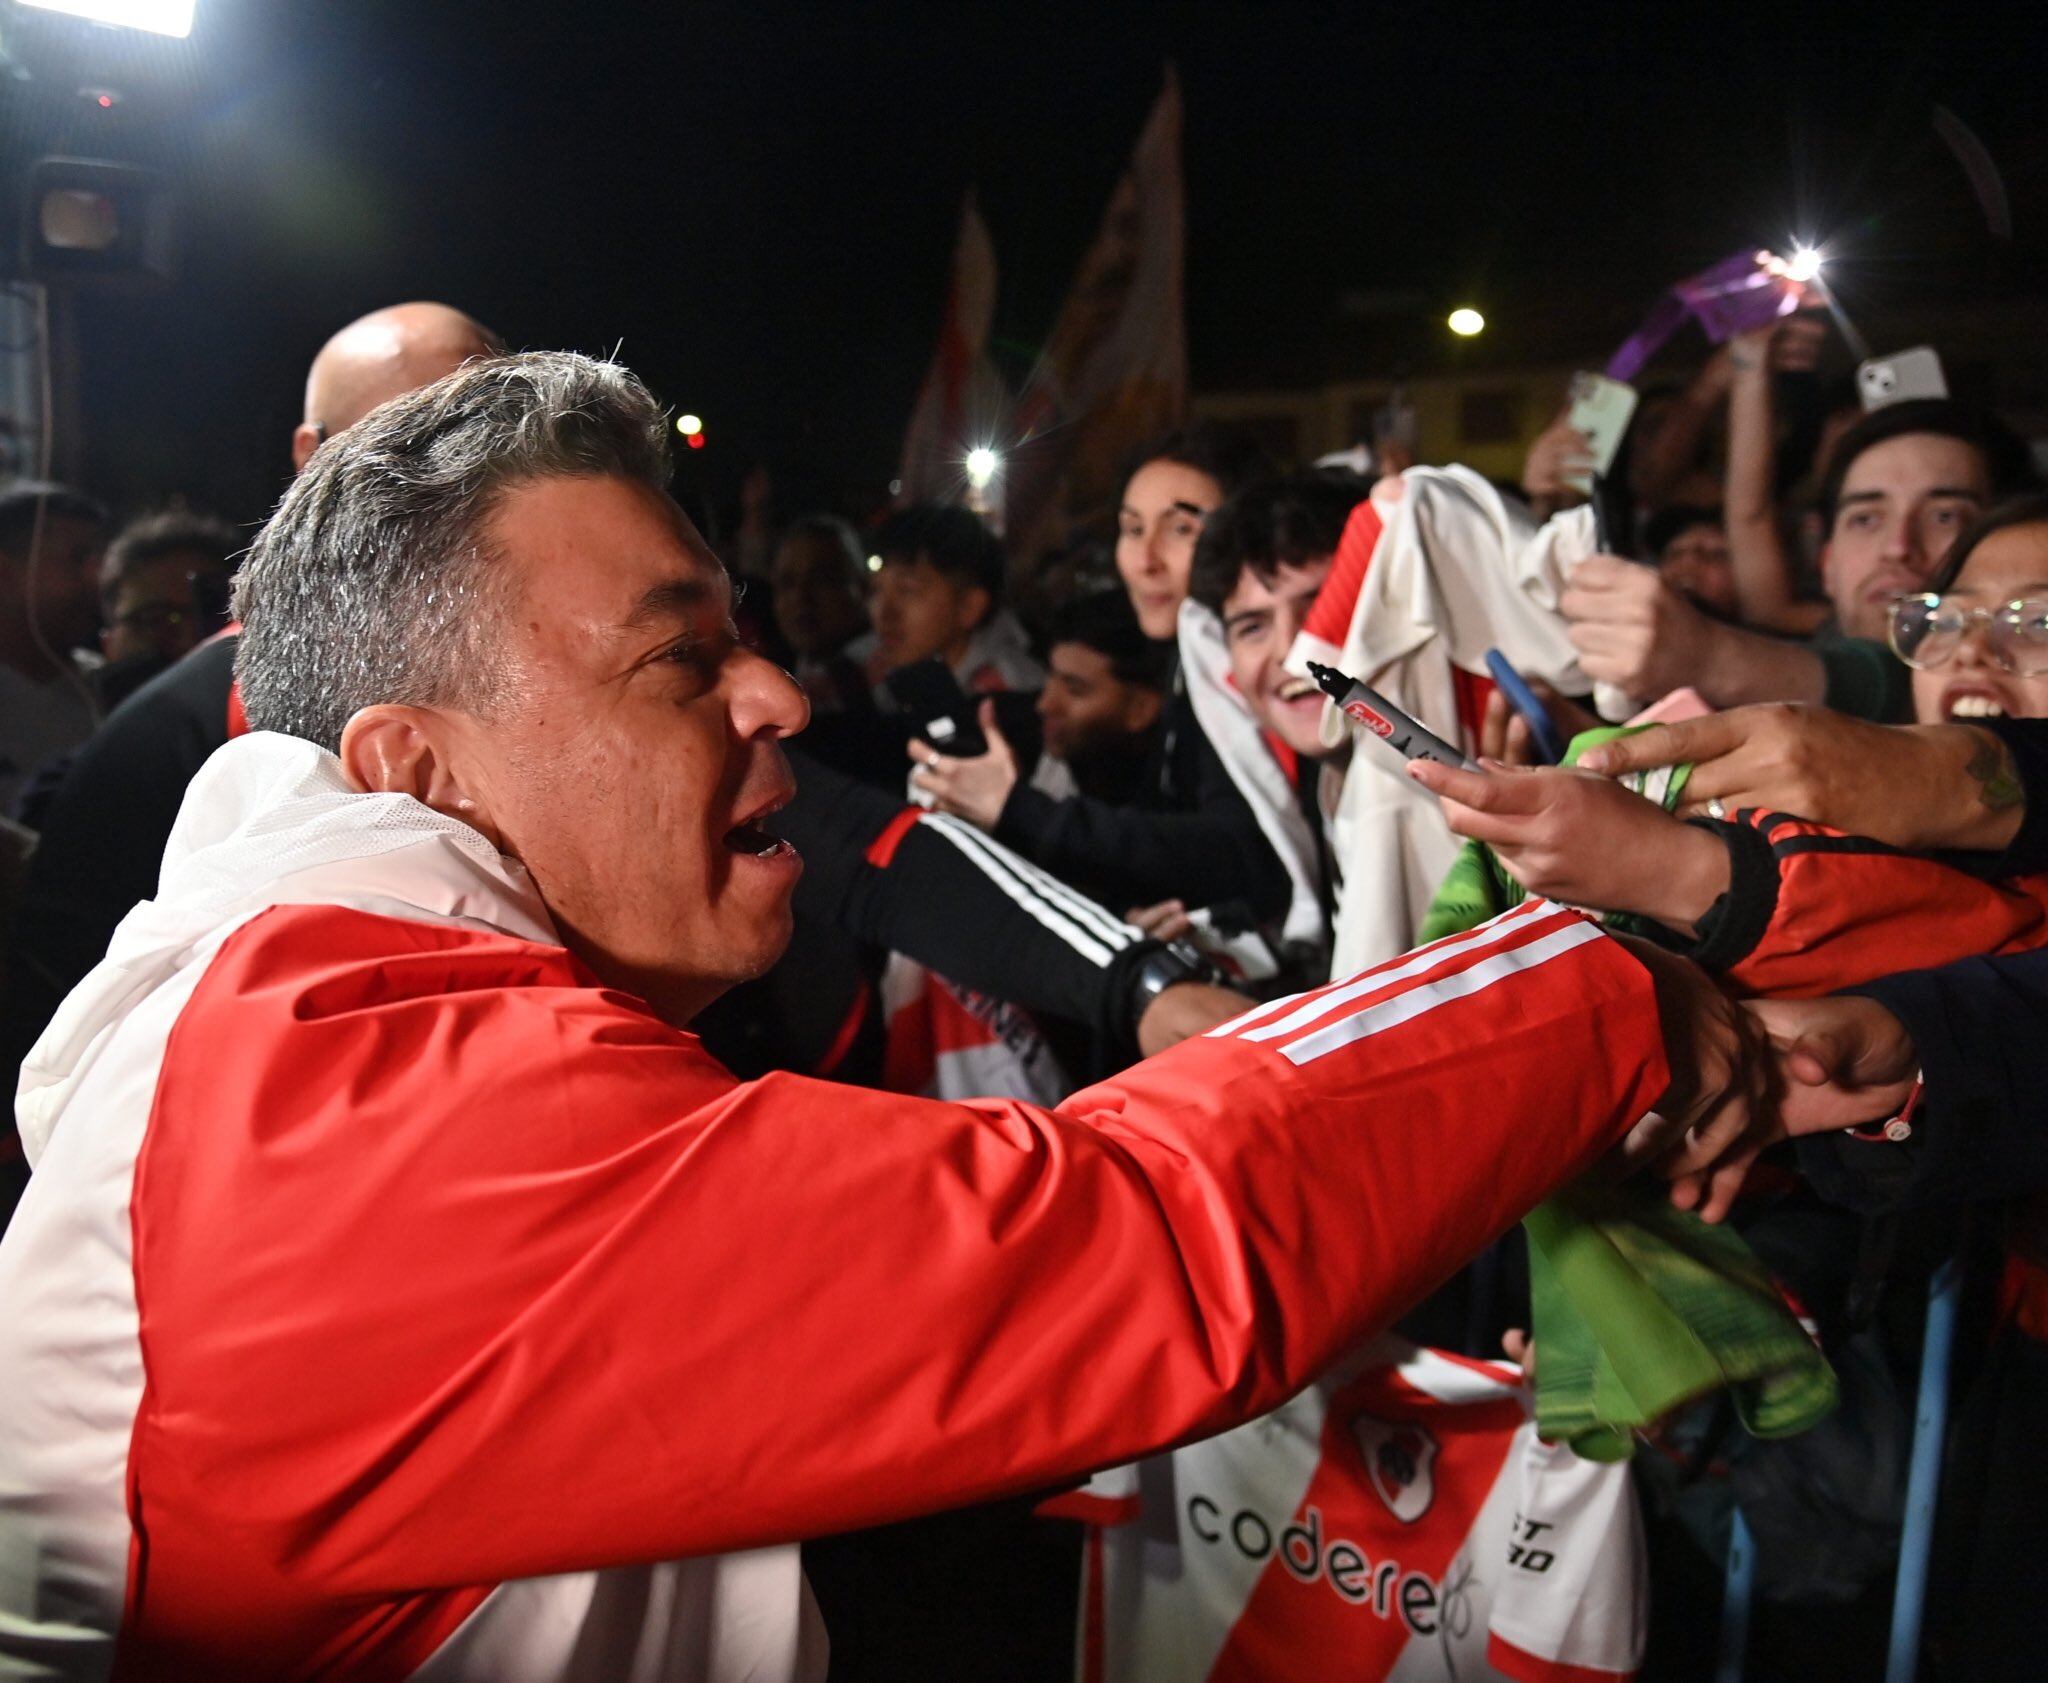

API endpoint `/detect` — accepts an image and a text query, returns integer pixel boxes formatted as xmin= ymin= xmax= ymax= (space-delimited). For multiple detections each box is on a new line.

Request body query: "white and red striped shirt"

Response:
xmin=1050 ymin=1338 xmax=1645 ymax=1683
xmin=0 ymin=733 xmax=1666 ymax=1680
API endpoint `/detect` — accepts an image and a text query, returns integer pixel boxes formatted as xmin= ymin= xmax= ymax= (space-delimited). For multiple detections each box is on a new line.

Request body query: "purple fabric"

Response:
xmin=1606 ymin=250 xmax=1802 ymax=383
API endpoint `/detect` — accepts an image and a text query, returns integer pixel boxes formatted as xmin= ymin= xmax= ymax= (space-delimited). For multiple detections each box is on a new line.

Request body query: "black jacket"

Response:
xmin=992 ymin=686 xmax=1291 ymax=920
xmin=1797 ymin=947 xmax=2048 ymax=1213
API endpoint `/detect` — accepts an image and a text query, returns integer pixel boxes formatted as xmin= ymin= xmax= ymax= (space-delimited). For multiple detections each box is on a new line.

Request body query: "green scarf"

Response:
xmin=1420 ymin=725 xmax=1838 ymax=1459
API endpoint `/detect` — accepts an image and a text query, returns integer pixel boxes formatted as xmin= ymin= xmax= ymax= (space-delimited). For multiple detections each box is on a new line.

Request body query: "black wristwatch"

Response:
xmin=1128 ymin=939 xmax=1226 ymax=1016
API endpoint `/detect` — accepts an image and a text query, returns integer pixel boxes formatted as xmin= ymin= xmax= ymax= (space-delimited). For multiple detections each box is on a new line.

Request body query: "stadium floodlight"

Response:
xmin=15 ymin=0 xmax=197 ymax=37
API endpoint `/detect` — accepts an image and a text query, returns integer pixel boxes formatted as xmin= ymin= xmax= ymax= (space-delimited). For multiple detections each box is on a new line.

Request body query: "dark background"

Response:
xmin=4 ymin=0 xmax=2044 ymax=531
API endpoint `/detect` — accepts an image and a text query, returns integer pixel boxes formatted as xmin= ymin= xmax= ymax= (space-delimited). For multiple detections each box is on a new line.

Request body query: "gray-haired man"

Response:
xmin=1 ymin=350 xmax=1763 ymax=1680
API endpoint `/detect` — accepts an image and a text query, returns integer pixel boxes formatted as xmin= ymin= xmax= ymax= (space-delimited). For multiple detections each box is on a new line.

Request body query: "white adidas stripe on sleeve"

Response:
xmin=1278 ymin=918 xmax=1604 ymax=1066
xmin=917 ymin=813 xmax=1139 ymax=968
xmin=1205 ymin=899 xmax=1563 ymax=1043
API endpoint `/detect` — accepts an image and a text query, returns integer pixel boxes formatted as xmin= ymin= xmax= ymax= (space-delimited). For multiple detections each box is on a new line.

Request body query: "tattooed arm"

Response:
xmin=1575 ymin=706 xmax=2028 ymax=855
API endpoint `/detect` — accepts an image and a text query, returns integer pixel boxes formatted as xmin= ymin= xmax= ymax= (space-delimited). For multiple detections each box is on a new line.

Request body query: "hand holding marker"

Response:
xmin=1307 ymin=662 xmax=1477 ymax=771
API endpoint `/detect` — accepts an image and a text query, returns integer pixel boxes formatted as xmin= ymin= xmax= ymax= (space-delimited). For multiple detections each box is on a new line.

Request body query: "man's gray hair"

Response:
xmin=234 ymin=350 xmax=671 ymax=751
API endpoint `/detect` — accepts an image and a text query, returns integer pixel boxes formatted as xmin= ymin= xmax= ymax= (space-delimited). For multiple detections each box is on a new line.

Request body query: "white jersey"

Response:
xmin=1050 ymin=1337 xmax=1646 ymax=1683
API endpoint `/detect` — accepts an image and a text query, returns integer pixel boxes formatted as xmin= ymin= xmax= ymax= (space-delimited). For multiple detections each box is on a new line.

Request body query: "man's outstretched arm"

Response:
xmin=126 ymin=898 xmax=1693 ymax=1622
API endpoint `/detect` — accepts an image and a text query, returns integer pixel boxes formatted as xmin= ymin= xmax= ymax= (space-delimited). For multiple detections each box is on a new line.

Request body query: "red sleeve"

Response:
xmin=1718 ymin=811 xmax=2048 ymax=997
xmin=130 ymin=899 xmax=1664 ymax=1604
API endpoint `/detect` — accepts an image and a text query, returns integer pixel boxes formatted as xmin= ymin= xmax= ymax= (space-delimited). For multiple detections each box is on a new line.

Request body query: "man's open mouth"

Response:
xmin=723 ymin=788 xmax=795 ymax=857
xmin=723 ymin=816 xmax=788 ymax=856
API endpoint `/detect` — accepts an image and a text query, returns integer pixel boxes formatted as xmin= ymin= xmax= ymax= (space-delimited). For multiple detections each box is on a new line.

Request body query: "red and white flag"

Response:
xmin=1006 ymin=69 xmax=1189 ymax=560
xmin=897 ymin=191 xmax=1013 ymax=508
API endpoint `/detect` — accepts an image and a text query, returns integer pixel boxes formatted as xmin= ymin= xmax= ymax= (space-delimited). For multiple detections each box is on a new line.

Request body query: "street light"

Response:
xmin=964 ymin=445 xmax=999 ymax=490
xmin=1447 ymin=307 xmax=1486 ymax=338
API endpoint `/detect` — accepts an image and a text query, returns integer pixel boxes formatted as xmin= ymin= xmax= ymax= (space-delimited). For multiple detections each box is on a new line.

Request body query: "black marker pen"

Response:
xmin=1306 ymin=662 xmax=1477 ymax=771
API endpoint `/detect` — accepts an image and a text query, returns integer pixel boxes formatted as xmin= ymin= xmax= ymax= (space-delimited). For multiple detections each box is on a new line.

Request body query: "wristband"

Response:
xmin=1128 ymin=939 xmax=1226 ymax=1017
xmin=1677 ymin=817 xmax=1779 ymax=971
xmin=1847 ymin=1077 xmax=1923 ymax=1144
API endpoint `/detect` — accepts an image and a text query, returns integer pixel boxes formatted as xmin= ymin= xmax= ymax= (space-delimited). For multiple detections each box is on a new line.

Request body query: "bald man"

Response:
xmin=3 ymin=304 xmax=500 ymax=1210
xmin=293 ymin=302 xmax=502 ymax=471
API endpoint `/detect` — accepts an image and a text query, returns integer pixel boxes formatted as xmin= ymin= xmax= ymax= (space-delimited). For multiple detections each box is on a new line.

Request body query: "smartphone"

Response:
xmin=1565 ymin=372 xmax=1639 ymax=493
xmin=885 ymin=658 xmax=988 ymax=758
xmin=1484 ymin=648 xmax=1566 ymax=765
xmin=1589 ymin=472 xmax=1633 ymax=559
xmin=1858 ymin=347 xmax=1947 ymax=412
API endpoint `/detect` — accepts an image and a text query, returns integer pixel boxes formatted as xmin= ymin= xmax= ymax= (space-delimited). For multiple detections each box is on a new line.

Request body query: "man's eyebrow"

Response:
xmin=1169 ymin=501 xmax=1207 ymax=518
xmin=619 ymin=575 xmax=725 ymax=631
xmin=1222 ymin=605 xmax=1271 ymax=633
xmin=1837 ymin=489 xmax=1888 ymax=507
xmin=1929 ymin=486 xmax=1986 ymax=500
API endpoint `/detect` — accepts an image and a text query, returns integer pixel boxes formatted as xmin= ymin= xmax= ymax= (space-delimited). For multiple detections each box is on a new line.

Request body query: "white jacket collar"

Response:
xmin=17 ymin=732 xmax=557 ymax=1165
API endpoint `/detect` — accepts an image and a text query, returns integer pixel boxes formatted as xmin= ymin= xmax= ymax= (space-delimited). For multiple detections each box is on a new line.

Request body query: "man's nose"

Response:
xmin=731 ymin=647 xmax=811 ymax=740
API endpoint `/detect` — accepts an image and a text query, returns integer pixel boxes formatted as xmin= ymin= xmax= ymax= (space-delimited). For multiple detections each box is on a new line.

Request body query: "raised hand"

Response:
xmin=908 ymin=699 xmax=1020 ymax=832
xmin=1559 ymin=555 xmax=1718 ymax=710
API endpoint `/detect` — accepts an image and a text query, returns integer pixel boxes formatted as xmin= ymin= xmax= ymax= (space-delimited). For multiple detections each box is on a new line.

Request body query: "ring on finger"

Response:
xmin=1705 ymin=797 xmax=1728 ymax=821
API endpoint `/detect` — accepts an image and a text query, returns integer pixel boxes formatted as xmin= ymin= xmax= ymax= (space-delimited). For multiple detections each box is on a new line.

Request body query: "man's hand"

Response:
xmin=1126 ymin=899 xmax=1194 ymax=941
xmin=1136 ymin=981 xmax=1254 ymax=1056
xmin=1477 ymin=679 xmax=1600 ymax=767
xmin=1559 ymin=555 xmax=1719 ymax=709
xmin=1579 ymin=707 xmax=2028 ymax=851
xmin=1611 ymin=934 xmax=1774 ymax=1218
xmin=1664 ymin=993 xmax=1920 ymax=1218
xmin=1407 ymin=758 xmax=1729 ymax=933
xmin=1521 ymin=413 xmax=1594 ymax=512
xmin=908 ymin=701 xmax=1020 ymax=832
xmin=1729 ymin=313 xmax=1827 ymax=379
xmin=1747 ymin=995 xmax=1920 ymax=1136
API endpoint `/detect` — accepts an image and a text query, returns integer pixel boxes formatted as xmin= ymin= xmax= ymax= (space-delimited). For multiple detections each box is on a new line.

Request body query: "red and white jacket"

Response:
xmin=1700 ymin=807 xmax=2048 ymax=996
xmin=0 ymin=733 xmax=1667 ymax=1681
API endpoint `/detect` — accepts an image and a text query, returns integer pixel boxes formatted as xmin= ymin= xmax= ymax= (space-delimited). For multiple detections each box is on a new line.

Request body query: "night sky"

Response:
xmin=7 ymin=0 xmax=2045 ymax=532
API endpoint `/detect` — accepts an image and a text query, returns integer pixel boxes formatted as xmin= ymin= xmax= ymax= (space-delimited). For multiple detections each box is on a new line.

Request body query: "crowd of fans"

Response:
xmin=5 ymin=287 xmax=2048 ymax=1683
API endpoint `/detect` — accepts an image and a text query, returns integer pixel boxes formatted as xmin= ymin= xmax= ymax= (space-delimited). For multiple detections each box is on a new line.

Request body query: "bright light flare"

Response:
xmin=675 ymin=413 xmax=703 ymax=437
xmin=1447 ymin=307 xmax=1486 ymax=338
xmin=964 ymin=446 xmax=1000 ymax=489
xmin=1786 ymin=246 xmax=1824 ymax=284
xmin=18 ymin=0 xmax=195 ymax=37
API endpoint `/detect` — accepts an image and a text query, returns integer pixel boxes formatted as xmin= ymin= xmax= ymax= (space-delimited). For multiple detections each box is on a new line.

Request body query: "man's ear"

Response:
xmin=1122 ymin=687 xmax=1164 ymax=734
xmin=290 ymin=423 xmax=324 ymax=475
xmin=338 ymin=704 xmax=503 ymax=849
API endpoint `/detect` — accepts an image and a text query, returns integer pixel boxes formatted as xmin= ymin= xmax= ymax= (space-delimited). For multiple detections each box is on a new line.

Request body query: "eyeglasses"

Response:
xmin=1888 ymin=592 xmax=2048 ymax=677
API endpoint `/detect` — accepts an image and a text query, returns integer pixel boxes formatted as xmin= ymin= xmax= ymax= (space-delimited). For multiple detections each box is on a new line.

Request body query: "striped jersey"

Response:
xmin=1050 ymin=1338 xmax=1644 ymax=1683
